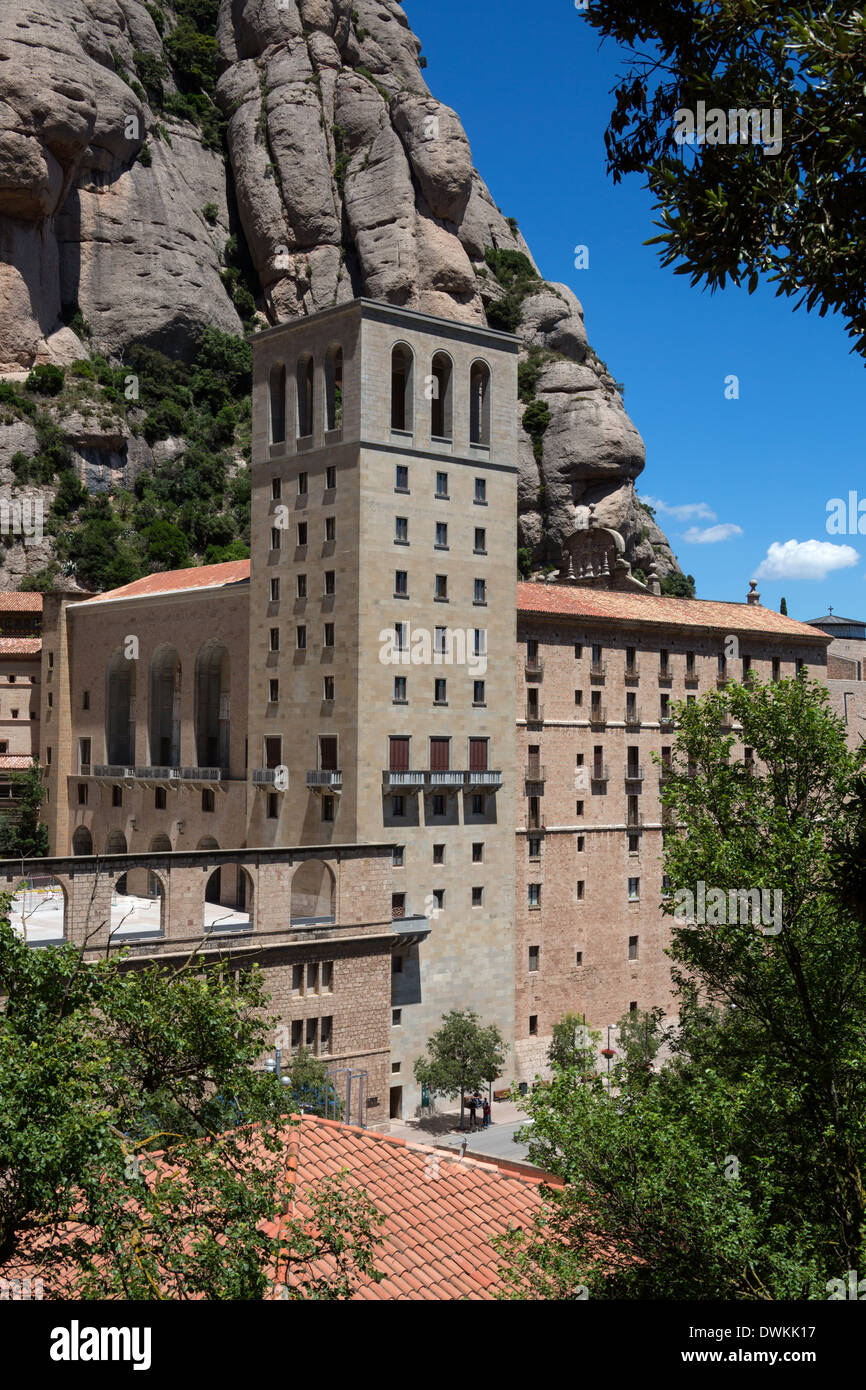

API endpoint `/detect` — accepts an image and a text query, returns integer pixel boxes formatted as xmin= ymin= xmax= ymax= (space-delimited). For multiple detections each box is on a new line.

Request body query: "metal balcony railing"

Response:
xmin=383 ymin=770 xmax=425 ymax=790
xmin=252 ymin=768 xmax=283 ymax=786
xmin=590 ymin=661 xmax=606 ymax=678
xmin=625 ymin=710 xmax=641 ymax=726
xmin=525 ymin=764 xmax=546 ymax=782
xmin=93 ymin=764 xmax=135 ymax=779
xmin=525 ymin=809 xmax=545 ymax=833
xmin=307 ymin=769 xmax=342 ymax=791
xmin=625 ymin=765 xmax=644 ymax=782
xmin=525 ymin=656 xmax=545 ymax=679
xmin=624 ymin=661 xmax=640 ymax=681
xmin=134 ymin=766 xmax=181 ymax=781
xmin=590 ymin=763 xmax=609 ymax=783
xmin=525 ymin=703 xmax=544 ymax=723
xmin=589 ymin=704 xmax=607 ymax=725
xmin=425 ymin=769 xmax=465 ymax=788
xmin=626 ymin=810 xmax=644 ymax=828
xmin=468 ymin=769 xmax=502 ymax=789
xmin=180 ymin=767 xmax=222 ymax=782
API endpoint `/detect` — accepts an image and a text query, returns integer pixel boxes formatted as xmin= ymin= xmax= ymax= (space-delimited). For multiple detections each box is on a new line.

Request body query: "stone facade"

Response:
xmin=804 ymin=614 xmax=866 ymax=749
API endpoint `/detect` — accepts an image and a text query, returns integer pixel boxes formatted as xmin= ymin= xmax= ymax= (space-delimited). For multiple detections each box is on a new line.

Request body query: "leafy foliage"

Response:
xmin=660 ymin=571 xmax=696 ymax=599
xmin=581 ymin=2 xmax=866 ymax=359
xmin=497 ymin=677 xmax=866 ymax=1298
xmin=483 ymin=248 xmax=542 ymax=333
xmin=414 ymin=1009 xmax=508 ymax=1124
xmin=0 ymin=763 xmax=48 ymax=858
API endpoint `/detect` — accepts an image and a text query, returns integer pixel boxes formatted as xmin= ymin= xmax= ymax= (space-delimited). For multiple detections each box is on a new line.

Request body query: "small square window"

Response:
xmin=326 ymin=465 xmax=336 ymax=489
xmin=471 ymin=886 xmax=483 ymax=907
xmin=528 ymin=946 xmax=539 ymax=972
xmin=391 ymin=1061 xmax=401 ymax=1074
xmin=472 ymin=842 xmax=484 ymax=863
xmin=269 ymin=679 xmax=279 ymax=703
xmin=270 ymin=577 xmax=280 ymax=602
xmin=392 ymin=845 xmax=404 ymax=867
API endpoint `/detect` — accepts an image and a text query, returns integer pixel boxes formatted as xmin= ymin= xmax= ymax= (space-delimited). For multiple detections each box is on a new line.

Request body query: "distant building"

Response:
xmin=804 ymin=611 xmax=866 ymax=747
xmin=0 ymin=593 xmax=41 ymax=808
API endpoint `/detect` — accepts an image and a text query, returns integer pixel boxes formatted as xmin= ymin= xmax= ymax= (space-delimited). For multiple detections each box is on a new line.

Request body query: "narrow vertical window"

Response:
xmin=269 ymin=364 xmax=286 ymax=445
xmin=469 ymin=361 xmax=491 ymax=445
xmin=296 ymin=355 xmax=314 ymax=438
xmin=325 ymin=345 xmax=343 ymax=431
xmin=391 ymin=344 xmax=414 ymax=431
xmin=430 ymin=352 xmax=453 ymax=440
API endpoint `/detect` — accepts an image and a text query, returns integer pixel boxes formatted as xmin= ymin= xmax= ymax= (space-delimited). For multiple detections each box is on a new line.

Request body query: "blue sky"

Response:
xmin=409 ymin=0 xmax=866 ymax=621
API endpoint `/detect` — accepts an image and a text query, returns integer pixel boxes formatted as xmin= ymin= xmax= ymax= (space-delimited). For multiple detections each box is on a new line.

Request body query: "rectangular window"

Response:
xmin=269 ymin=627 xmax=280 ymax=652
xmin=321 ymin=963 xmax=334 ymax=993
xmin=628 ymin=877 xmax=640 ymax=901
xmin=155 ymin=787 xmax=166 ymax=810
xmin=435 ymin=522 xmax=448 ymax=548
xmin=82 ymin=690 xmax=90 ymax=710
xmin=77 ymin=783 xmax=87 ymax=805
xmin=395 ymin=570 xmax=408 ymax=597
xmin=324 ymin=622 xmax=334 ymax=648
xmin=325 ymin=465 xmax=336 ymax=489
xmin=686 ymin=651 xmax=696 ymax=676
xmin=434 ymin=574 xmax=448 ymax=600
xmin=324 ymin=570 xmax=335 ymax=595
xmin=628 ymin=935 xmax=639 ymax=961
xmin=529 ymin=946 xmax=539 ymax=972
xmin=395 ymin=465 xmax=409 ymax=492
xmin=659 ymin=648 xmax=669 ymax=675
xmin=392 ymin=845 xmax=404 ymax=867
xmin=325 ymin=515 xmax=336 ymax=541
xmin=272 ymin=477 xmax=281 ymax=500
xmin=297 ymin=521 xmax=308 ymax=546
xmin=576 ymin=800 xmax=584 ymax=816
xmin=395 ymin=515 xmax=408 ymax=542
xmin=321 ymin=795 xmax=334 ymax=822
xmin=529 ymin=1015 xmax=538 ymax=1036
xmin=298 ymin=472 xmax=308 ymax=496
xmin=432 ymin=794 xmax=445 ymax=816
xmin=297 ymin=574 xmax=307 ymax=599
xmin=112 ymin=785 xmax=122 ymax=808
xmin=474 ymin=477 xmax=486 ymax=504
xmin=393 ymin=675 xmax=407 ymax=702
xmin=528 ymin=837 xmax=541 ymax=858
xmin=435 ymin=472 xmax=449 ymax=498
xmin=574 ymin=689 xmax=583 ymax=706
xmin=628 ymin=833 xmax=640 ymax=853
xmin=269 ymin=678 xmax=279 ymax=703
xmin=392 ymin=794 xmax=406 ymax=817
xmin=472 ymin=842 xmax=484 ymax=863
xmin=472 ymin=886 xmax=483 ymax=907
xmin=772 ymin=657 xmax=781 ymax=682
xmin=202 ymin=788 xmax=215 ymax=813
xmin=474 ymin=528 xmax=486 ymax=554
xmin=323 ymin=676 xmax=335 ymax=701
xmin=577 ymin=835 xmax=585 ymax=851
xmin=473 ymin=629 xmax=486 ymax=657
xmin=392 ymin=1008 xmax=402 ymax=1027
xmin=389 ymin=736 xmax=410 ymax=772
xmin=528 ymin=883 xmax=541 ymax=908
xmin=291 ymin=1020 xmax=302 ymax=1051
xmin=471 ymin=793 xmax=484 ymax=815
xmin=430 ymin=737 xmax=450 ymax=771
xmin=434 ymin=678 xmax=447 ymax=703
xmin=271 ymin=526 xmax=281 ymax=550
xmin=433 ymin=888 xmax=445 ymax=910
xmin=392 ymin=893 xmax=406 ymax=919
xmin=265 ymin=737 xmax=282 ymax=769
xmin=270 ymin=577 xmax=280 ymax=602
xmin=474 ymin=578 xmax=487 ymax=604
xmin=319 ymin=736 xmax=338 ymax=771
xmin=296 ymin=626 xmax=306 ymax=650
xmin=433 ymin=843 xmax=445 ymax=864
xmin=473 ymin=680 xmax=485 ymax=705
xmin=469 ymin=738 xmax=488 ymax=772
xmin=574 ymin=644 xmax=583 ymax=659
xmin=576 ymin=880 xmax=585 ymax=901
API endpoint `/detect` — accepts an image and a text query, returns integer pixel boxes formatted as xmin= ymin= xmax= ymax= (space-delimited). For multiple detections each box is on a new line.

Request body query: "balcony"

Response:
xmin=92 ymin=764 xmax=136 ymax=780
xmin=307 ymin=770 xmax=343 ymax=792
xmin=626 ymin=810 xmax=644 ymax=828
xmin=588 ymin=705 xmax=607 ymax=727
xmin=252 ymin=768 xmax=286 ymax=788
xmin=425 ymin=769 xmax=465 ymax=790
xmin=590 ymin=763 xmax=609 ymax=784
xmin=624 ymin=661 xmax=640 ymax=683
xmin=134 ymin=766 xmax=182 ymax=782
xmin=525 ymin=764 xmax=546 ymax=783
xmin=590 ymin=661 xmax=606 ymax=680
xmin=685 ymin=672 xmax=699 ymax=687
xmin=525 ymin=809 xmax=545 ymax=833
xmin=525 ymin=656 xmax=545 ymax=680
xmin=180 ymin=767 xmax=223 ymax=783
xmin=625 ymin=765 xmax=644 ymax=783
xmin=658 ymin=669 xmax=672 ymax=686
xmin=390 ymin=914 xmax=432 ymax=947
xmin=659 ymin=712 xmax=676 ymax=730
xmin=624 ymin=710 xmax=641 ymax=727
xmin=383 ymin=770 xmax=425 ymax=792
xmin=525 ymin=703 xmax=544 ymax=724
xmin=467 ymin=769 xmax=502 ymax=790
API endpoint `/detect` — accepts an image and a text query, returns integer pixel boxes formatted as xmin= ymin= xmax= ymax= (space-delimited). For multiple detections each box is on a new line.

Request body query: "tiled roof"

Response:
xmin=0 ymin=755 xmax=33 ymax=770
xmin=276 ymin=1115 xmax=550 ymax=1300
xmin=0 ymin=592 xmax=42 ymax=611
xmin=517 ymin=581 xmax=830 ymax=642
xmin=0 ymin=638 xmax=41 ymax=656
xmin=82 ymin=560 xmax=251 ymax=604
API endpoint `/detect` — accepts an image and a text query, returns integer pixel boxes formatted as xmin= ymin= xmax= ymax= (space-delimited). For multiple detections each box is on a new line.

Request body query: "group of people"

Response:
xmin=466 ymin=1093 xmax=491 ymax=1131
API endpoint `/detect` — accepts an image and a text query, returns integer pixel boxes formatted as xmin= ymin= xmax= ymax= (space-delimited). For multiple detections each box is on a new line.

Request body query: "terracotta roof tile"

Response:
xmin=0 ymin=755 xmax=33 ymax=770
xmin=82 ymin=560 xmax=251 ymax=605
xmin=0 ymin=592 xmax=42 ymax=611
xmin=517 ymin=580 xmax=831 ymax=642
xmin=0 ymin=638 xmax=41 ymax=655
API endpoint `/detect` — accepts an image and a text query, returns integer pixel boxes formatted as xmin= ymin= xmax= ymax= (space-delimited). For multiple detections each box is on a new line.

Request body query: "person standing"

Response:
xmin=482 ymin=1097 xmax=491 ymax=1129
xmin=467 ymin=1094 xmax=478 ymax=1131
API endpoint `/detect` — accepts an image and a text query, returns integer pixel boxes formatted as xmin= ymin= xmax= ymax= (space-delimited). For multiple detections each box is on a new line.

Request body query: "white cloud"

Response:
xmin=682 ymin=523 xmax=744 ymax=544
xmin=642 ymin=496 xmax=717 ymax=522
xmin=753 ymin=539 xmax=860 ymax=582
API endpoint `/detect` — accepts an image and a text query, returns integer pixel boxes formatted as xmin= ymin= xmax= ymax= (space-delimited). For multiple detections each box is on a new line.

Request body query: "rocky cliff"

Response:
xmin=0 ymin=0 xmax=681 ymax=587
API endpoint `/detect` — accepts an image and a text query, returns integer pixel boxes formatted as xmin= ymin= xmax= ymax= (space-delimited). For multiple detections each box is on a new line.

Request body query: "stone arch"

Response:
xmin=126 ymin=833 xmax=171 ymax=901
xmin=106 ymin=829 xmax=127 ymax=854
xmin=203 ymin=864 xmax=253 ymax=932
xmin=296 ymin=353 xmax=314 ymax=438
xmin=110 ymin=865 xmax=164 ymax=940
xmin=72 ymin=825 xmax=93 ymax=856
xmin=197 ymin=835 xmax=219 ymax=850
xmin=291 ymin=858 xmax=336 ymax=925
xmin=390 ymin=343 xmax=414 ymax=432
xmin=149 ymin=645 xmax=181 ymax=768
xmin=10 ymin=873 xmax=67 ymax=943
xmin=469 ymin=359 xmax=491 ymax=446
xmin=105 ymin=648 xmax=136 ymax=766
xmin=430 ymin=350 xmax=454 ymax=440
xmin=194 ymin=640 xmax=230 ymax=770
xmin=325 ymin=344 xmax=343 ymax=432
xmin=269 ymin=362 xmax=286 ymax=445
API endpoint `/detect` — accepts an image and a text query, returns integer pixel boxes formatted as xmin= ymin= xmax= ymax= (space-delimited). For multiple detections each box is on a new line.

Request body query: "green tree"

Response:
xmin=414 ymin=1009 xmax=508 ymax=1130
xmin=497 ymin=675 xmax=866 ymax=1298
xmin=546 ymin=1012 xmax=599 ymax=1076
xmin=0 ymin=913 xmax=383 ymax=1297
xmin=581 ymin=3 xmax=866 ymax=359
xmin=0 ymin=762 xmax=48 ymax=858
xmin=611 ymin=1006 xmax=667 ymax=1093
xmin=780 ymin=596 xmax=788 ymax=616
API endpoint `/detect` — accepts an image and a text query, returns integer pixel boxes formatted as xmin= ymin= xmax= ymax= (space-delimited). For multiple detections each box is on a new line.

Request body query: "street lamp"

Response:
xmin=602 ymin=1024 xmax=618 ymax=1087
